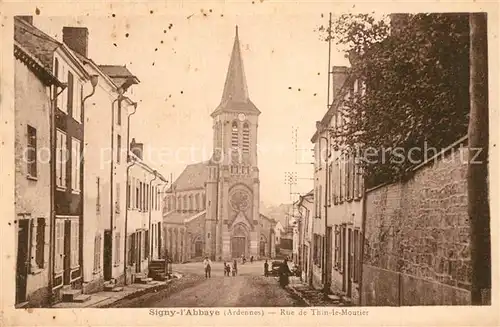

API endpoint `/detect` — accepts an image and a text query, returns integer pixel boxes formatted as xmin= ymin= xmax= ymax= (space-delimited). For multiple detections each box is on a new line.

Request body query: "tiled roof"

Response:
xmin=14 ymin=17 xmax=60 ymax=71
xmin=171 ymin=161 xmax=209 ymax=191
xmin=98 ymin=65 xmax=140 ymax=89
xmin=14 ymin=40 xmax=63 ymax=87
xmin=164 ymin=211 xmax=205 ymax=224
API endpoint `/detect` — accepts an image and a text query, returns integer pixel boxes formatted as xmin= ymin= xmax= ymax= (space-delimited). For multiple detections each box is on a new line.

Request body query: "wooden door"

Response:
xmin=347 ymin=228 xmax=353 ymax=297
xmin=63 ymin=220 xmax=71 ymax=284
xmin=136 ymin=231 xmax=142 ymax=273
xmin=103 ymin=230 xmax=112 ymax=280
xmin=16 ymin=220 xmax=30 ymax=304
xmin=195 ymin=240 xmax=203 ymax=257
xmin=231 ymin=237 xmax=246 ymax=258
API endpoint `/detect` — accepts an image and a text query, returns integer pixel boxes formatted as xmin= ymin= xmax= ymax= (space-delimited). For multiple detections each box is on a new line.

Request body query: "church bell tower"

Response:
xmin=207 ymin=26 xmax=262 ymax=260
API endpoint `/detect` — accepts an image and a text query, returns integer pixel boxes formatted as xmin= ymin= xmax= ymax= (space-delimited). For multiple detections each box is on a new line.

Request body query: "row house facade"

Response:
xmin=126 ymin=140 xmax=168 ymax=283
xmin=293 ymin=191 xmax=314 ymax=283
xmin=12 ymin=16 xmax=163 ymax=306
xmin=308 ymin=66 xmax=365 ymax=304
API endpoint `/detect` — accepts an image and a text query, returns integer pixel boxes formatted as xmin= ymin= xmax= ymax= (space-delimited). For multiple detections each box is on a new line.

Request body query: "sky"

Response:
xmin=33 ymin=2 xmax=363 ymax=205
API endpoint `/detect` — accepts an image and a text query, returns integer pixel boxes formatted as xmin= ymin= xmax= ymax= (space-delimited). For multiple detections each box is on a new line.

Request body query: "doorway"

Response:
xmin=260 ymin=241 xmax=266 ymax=257
xmin=63 ymin=220 xmax=71 ymax=285
xmin=194 ymin=239 xmax=203 ymax=257
xmin=326 ymin=227 xmax=333 ymax=288
xmin=103 ymin=230 xmax=112 ymax=281
xmin=231 ymin=236 xmax=246 ymax=258
xmin=347 ymin=228 xmax=353 ymax=297
xmin=136 ymin=231 xmax=142 ymax=273
xmin=16 ymin=219 xmax=30 ymax=304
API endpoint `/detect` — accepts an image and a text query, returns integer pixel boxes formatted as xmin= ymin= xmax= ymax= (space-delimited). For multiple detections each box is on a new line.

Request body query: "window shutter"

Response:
xmin=67 ymin=72 xmax=74 ymax=114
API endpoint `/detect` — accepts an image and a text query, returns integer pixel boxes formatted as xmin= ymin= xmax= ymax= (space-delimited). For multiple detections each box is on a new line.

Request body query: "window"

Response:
xmin=117 ymin=101 xmax=122 ymax=126
xmin=67 ymin=71 xmax=74 ymax=115
xmin=115 ymin=183 xmax=120 ymax=214
xmin=339 ymin=155 xmax=344 ymax=202
xmin=145 ymin=230 xmax=149 ymax=259
xmin=195 ymin=194 xmax=200 ymax=210
xmin=328 ymin=163 xmax=332 ymax=206
xmin=60 ymin=64 xmax=68 ymax=113
xmin=71 ymin=138 xmax=81 ymax=192
xmin=231 ymin=121 xmax=239 ymax=149
xmin=353 ymin=229 xmax=359 ymax=283
xmin=54 ymin=58 xmax=60 ymax=108
xmin=242 ymin=123 xmax=250 ymax=153
xmin=136 ymin=181 xmax=140 ymax=210
xmin=70 ymin=220 xmax=79 ymax=268
xmin=318 ymin=185 xmax=322 ymax=218
xmin=127 ymin=179 xmax=131 ymax=209
xmin=54 ymin=220 xmax=64 ymax=273
xmin=27 ymin=125 xmax=37 ymax=178
xmin=56 ymin=130 xmax=67 ymax=189
xmin=207 ymin=232 xmax=210 ymax=239
xmin=202 ymin=194 xmax=206 ymax=209
xmin=188 ymin=194 xmax=193 ymax=211
xmin=93 ymin=233 xmax=102 ymax=273
xmin=183 ymin=195 xmax=187 ymax=210
xmin=117 ymin=134 xmax=121 ymax=164
xmin=73 ymin=79 xmax=82 ymax=122
xmin=33 ymin=218 xmax=46 ymax=269
xmin=96 ymin=177 xmax=101 ymax=214
xmin=177 ymin=195 xmax=182 ymax=211
xmin=114 ymin=232 xmax=121 ymax=265
xmin=334 ymin=225 xmax=340 ymax=269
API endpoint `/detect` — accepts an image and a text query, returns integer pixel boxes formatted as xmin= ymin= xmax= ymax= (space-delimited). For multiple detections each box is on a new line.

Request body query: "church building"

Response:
xmin=163 ymin=27 xmax=276 ymax=262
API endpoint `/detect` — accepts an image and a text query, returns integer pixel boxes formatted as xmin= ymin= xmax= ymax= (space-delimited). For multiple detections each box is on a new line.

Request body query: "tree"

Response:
xmin=468 ymin=12 xmax=490 ymax=305
xmin=321 ymin=13 xmax=470 ymax=187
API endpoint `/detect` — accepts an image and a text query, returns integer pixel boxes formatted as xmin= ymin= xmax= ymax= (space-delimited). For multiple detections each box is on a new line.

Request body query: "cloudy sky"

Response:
xmin=33 ymin=2 xmax=369 ymax=205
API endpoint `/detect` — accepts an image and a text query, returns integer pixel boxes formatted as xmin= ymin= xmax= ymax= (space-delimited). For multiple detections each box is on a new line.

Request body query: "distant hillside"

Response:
xmin=260 ymin=202 xmax=293 ymax=228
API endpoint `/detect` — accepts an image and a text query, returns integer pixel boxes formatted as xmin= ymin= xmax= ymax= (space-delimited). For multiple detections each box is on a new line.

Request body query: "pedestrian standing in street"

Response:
xmin=264 ymin=260 xmax=269 ymax=277
xmin=223 ymin=261 xmax=227 ymax=276
xmin=203 ymin=256 xmax=212 ymax=278
xmin=250 ymin=255 xmax=254 ymax=263
xmin=232 ymin=259 xmax=238 ymax=276
xmin=225 ymin=262 xmax=231 ymax=276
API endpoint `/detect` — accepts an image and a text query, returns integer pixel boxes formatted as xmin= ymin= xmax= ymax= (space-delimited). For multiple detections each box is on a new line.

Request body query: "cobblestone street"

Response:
xmin=112 ymin=262 xmax=305 ymax=307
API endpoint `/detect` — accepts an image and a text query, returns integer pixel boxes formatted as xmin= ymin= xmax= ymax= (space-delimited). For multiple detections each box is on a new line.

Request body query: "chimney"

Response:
xmin=130 ymin=138 xmax=143 ymax=160
xmin=331 ymin=66 xmax=349 ymax=99
xmin=62 ymin=26 xmax=89 ymax=57
xmin=17 ymin=16 xmax=33 ymax=25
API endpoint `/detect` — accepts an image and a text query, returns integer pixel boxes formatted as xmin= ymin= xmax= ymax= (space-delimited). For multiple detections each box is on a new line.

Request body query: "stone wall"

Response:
xmin=362 ymin=141 xmax=471 ymax=305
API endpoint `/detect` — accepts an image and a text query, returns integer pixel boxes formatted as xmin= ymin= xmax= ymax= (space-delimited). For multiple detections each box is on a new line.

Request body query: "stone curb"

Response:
xmin=94 ymin=280 xmax=173 ymax=308
xmin=288 ymin=286 xmax=312 ymax=307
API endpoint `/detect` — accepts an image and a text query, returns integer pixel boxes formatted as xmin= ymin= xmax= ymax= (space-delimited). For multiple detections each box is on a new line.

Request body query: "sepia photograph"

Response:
xmin=0 ymin=0 xmax=498 ymax=325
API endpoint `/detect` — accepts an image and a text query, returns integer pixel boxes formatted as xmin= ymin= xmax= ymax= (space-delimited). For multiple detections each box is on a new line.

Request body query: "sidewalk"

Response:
xmin=52 ymin=280 xmax=172 ymax=308
xmin=287 ymin=277 xmax=353 ymax=306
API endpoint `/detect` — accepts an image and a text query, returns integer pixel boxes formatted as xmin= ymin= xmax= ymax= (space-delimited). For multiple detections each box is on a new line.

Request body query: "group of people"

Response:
xmin=223 ymin=260 xmax=238 ymax=276
xmin=202 ymin=256 xmax=293 ymax=288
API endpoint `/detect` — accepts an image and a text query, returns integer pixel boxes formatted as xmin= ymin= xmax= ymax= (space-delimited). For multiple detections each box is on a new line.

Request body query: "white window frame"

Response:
xmin=73 ymin=79 xmax=82 ymax=123
xmin=60 ymin=64 xmax=68 ymax=113
xmin=54 ymin=220 xmax=64 ymax=274
xmin=70 ymin=220 xmax=79 ymax=268
xmin=71 ymin=137 xmax=81 ymax=193
xmin=56 ymin=129 xmax=67 ymax=190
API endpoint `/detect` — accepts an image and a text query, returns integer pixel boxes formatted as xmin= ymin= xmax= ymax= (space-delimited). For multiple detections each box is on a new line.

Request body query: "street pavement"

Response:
xmin=112 ymin=261 xmax=304 ymax=307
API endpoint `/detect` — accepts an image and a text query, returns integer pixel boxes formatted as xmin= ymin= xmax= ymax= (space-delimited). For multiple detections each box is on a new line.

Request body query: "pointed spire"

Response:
xmin=220 ymin=25 xmax=249 ymax=103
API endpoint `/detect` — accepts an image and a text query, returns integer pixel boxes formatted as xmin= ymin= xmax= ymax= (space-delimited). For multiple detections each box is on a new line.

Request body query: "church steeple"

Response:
xmin=211 ymin=26 xmax=261 ymax=117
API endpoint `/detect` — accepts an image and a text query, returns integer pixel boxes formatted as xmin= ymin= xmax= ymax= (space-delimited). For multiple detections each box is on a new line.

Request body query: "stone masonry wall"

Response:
xmin=363 ymin=143 xmax=471 ymax=305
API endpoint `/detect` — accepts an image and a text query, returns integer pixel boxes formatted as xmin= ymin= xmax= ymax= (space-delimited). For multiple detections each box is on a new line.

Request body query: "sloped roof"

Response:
xmin=164 ymin=211 xmax=203 ymax=224
xmin=98 ymin=64 xmax=140 ymax=89
xmin=14 ymin=40 xmax=63 ymax=87
xmin=14 ymin=17 xmax=60 ymax=71
xmin=171 ymin=161 xmax=209 ymax=191
xmin=260 ymin=213 xmax=276 ymax=224
xmin=211 ymin=26 xmax=260 ymax=117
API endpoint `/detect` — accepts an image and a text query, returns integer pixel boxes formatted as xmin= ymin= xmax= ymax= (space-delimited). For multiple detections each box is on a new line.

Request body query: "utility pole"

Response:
xmin=468 ymin=12 xmax=491 ymax=305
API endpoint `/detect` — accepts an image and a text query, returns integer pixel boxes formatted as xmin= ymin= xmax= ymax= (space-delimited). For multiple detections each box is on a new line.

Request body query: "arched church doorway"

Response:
xmin=231 ymin=223 xmax=249 ymax=258
xmin=194 ymin=238 xmax=203 ymax=258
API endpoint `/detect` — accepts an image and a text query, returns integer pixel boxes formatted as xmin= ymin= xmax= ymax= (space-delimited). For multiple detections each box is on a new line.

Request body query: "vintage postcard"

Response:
xmin=0 ymin=0 xmax=499 ymax=326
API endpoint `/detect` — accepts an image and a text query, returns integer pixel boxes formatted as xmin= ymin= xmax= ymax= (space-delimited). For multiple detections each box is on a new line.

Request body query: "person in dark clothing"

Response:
xmin=264 ymin=260 xmax=269 ymax=277
xmin=250 ymin=256 xmax=254 ymax=263
xmin=232 ymin=259 xmax=238 ymax=276
xmin=279 ymin=259 xmax=291 ymax=288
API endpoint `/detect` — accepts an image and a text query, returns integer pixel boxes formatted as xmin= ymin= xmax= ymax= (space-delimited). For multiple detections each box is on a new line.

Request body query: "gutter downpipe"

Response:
xmin=319 ymin=134 xmax=330 ymax=295
xmin=123 ymin=158 xmax=137 ymax=285
xmin=359 ymin=175 xmax=368 ymax=306
xmin=80 ymin=75 xmax=98 ymax=287
xmin=49 ymin=82 xmax=67 ymax=301
xmin=148 ymin=171 xmax=158 ymax=265
xmin=108 ymin=89 xmax=123 ymax=281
